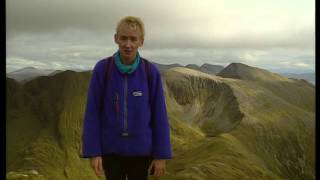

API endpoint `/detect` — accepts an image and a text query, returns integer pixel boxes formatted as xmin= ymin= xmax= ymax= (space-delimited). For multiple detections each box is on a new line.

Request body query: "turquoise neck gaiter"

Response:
xmin=115 ymin=50 xmax=141 ymax=74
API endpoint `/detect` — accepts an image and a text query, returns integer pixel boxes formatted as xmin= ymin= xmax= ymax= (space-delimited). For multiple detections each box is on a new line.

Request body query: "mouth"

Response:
xmin=123 ymin=50 xmax=132 ymax=54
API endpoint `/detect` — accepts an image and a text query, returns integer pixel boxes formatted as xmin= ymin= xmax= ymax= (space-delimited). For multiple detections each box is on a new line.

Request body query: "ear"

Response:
xmin=114 ymin=33 xmax=119 ymax=44
xmin=139 ymin=37 xmax=144 ymax=47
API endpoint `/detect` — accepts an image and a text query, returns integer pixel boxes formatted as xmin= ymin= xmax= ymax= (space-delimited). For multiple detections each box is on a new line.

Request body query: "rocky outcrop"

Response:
xmin=165 ymin=67 xmax=244 ymax=136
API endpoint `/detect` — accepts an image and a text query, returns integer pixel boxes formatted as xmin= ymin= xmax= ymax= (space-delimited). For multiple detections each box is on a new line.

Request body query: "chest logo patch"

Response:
xmin=132 ymin=91 xmax=143 ymax=97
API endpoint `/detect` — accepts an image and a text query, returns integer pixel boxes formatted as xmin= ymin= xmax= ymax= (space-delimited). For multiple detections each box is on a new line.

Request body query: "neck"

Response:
xmin=120 ymin=53 xmax=136 ymax=65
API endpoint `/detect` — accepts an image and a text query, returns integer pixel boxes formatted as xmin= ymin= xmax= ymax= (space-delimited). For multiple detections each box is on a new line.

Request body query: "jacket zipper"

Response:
xmin=115 ymin=92 xmax=119 ymax=117
xmin=122 ymin=75 xmax=129 ymax=136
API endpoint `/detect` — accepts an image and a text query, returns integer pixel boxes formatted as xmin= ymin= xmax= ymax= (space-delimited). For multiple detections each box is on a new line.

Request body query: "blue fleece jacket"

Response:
xmin=82 ymin=54 xmax=172 ymax=159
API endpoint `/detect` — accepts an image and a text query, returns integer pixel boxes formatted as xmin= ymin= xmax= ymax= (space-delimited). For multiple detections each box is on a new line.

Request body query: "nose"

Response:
xmin=124 ymin=39 xmax=132 ymax=47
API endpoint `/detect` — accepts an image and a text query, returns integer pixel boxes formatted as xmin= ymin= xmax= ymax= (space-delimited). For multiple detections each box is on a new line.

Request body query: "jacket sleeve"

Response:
xmin=150 ymin=65 xmax=172 ymax=159
xmin=81 ymin=61 xmax=104 ymax=158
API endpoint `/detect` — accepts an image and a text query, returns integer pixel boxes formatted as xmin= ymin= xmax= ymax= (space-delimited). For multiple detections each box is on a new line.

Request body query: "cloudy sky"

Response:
xmin=6 ymin=0 xmax=315 ymax=73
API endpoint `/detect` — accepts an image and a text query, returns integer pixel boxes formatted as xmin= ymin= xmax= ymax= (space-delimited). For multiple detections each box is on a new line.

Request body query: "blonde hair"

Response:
xmin=116 ymin=16 xmax=145 ymax=38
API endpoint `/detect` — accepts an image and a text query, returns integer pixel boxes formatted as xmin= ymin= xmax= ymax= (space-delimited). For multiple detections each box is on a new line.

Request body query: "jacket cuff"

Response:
xmin=80 ymin=153 xmax=102 ymax=158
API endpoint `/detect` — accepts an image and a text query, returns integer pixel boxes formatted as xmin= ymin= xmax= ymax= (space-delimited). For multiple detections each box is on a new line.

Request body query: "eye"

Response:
xmin=119 ymin=36 xmax=127 ymax=41
xmin=131 ymin=37 xmax=138 ymax=42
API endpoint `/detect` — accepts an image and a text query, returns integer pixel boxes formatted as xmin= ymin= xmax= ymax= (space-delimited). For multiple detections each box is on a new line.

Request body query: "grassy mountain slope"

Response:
xmin=7 ymin=71 xmax=101 ymax=179
xmin=218 ymin=63 xmax=315 ymax=112
xmin=163 ymin=67 xmax=314 ymax=180
xmin=200 ymin=63 xmax=224 ymax=75
xmin=6 ymin=64 xmax=315 ymax=179
xmin=6 ymin=78 xmax=43 ymax=173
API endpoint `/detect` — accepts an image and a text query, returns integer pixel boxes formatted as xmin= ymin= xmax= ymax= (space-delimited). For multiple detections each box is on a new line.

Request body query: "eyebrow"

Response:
xmin=119 ymin=35 xmax=138 ymax=38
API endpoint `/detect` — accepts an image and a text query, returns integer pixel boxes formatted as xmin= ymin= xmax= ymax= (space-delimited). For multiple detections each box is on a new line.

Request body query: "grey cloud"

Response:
xmin=7 ymin=0 xmax=314 ymax=51
xmin=7 ymin=0 xmax=117 ymax=34
xmin=6 ymin=0 xmax=180 ymax=35
xmin=6 ymin=31 xmax=117 ymax=70
xmin=6 ymin=31 xmax=315 ymax=71
xmin=144 ymin=27 xmax=315 ymax=51
xmin=6 ymin=0 xmax=315 ymax=73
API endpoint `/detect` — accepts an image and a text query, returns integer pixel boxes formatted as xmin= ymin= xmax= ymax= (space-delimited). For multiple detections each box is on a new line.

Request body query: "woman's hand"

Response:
xmin=90 ymin=156 xmax=104 ymax=176
xmin=148 ymin=159 xmax=166 ymax=176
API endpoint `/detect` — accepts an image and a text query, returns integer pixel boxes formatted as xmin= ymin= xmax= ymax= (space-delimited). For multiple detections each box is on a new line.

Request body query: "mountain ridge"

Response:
xmin=7 ymin=62 xmax=315 ymax=84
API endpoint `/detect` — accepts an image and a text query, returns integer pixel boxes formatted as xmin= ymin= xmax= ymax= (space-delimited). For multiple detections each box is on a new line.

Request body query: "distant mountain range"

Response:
xmin=5 ymin=63 xmax=225 ymax=83
xmin=7 ymin=63 xmax=314 ymax=85
xmin=185 ymin=63 xmax=224 ymax=75
xmin=6 ymin=67 xmax=57 ymax=83
xmin=151 ymin=62 xmax=224 ymax=76
xmin=6 ymin=67 xmax=86 ymax=83
xmin=281 ymin=72 xmax=315 ymax=85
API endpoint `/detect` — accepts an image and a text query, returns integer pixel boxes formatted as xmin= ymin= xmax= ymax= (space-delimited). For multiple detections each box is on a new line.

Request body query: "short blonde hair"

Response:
xmin=116 ymin=16 xmax=145 ymax=38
